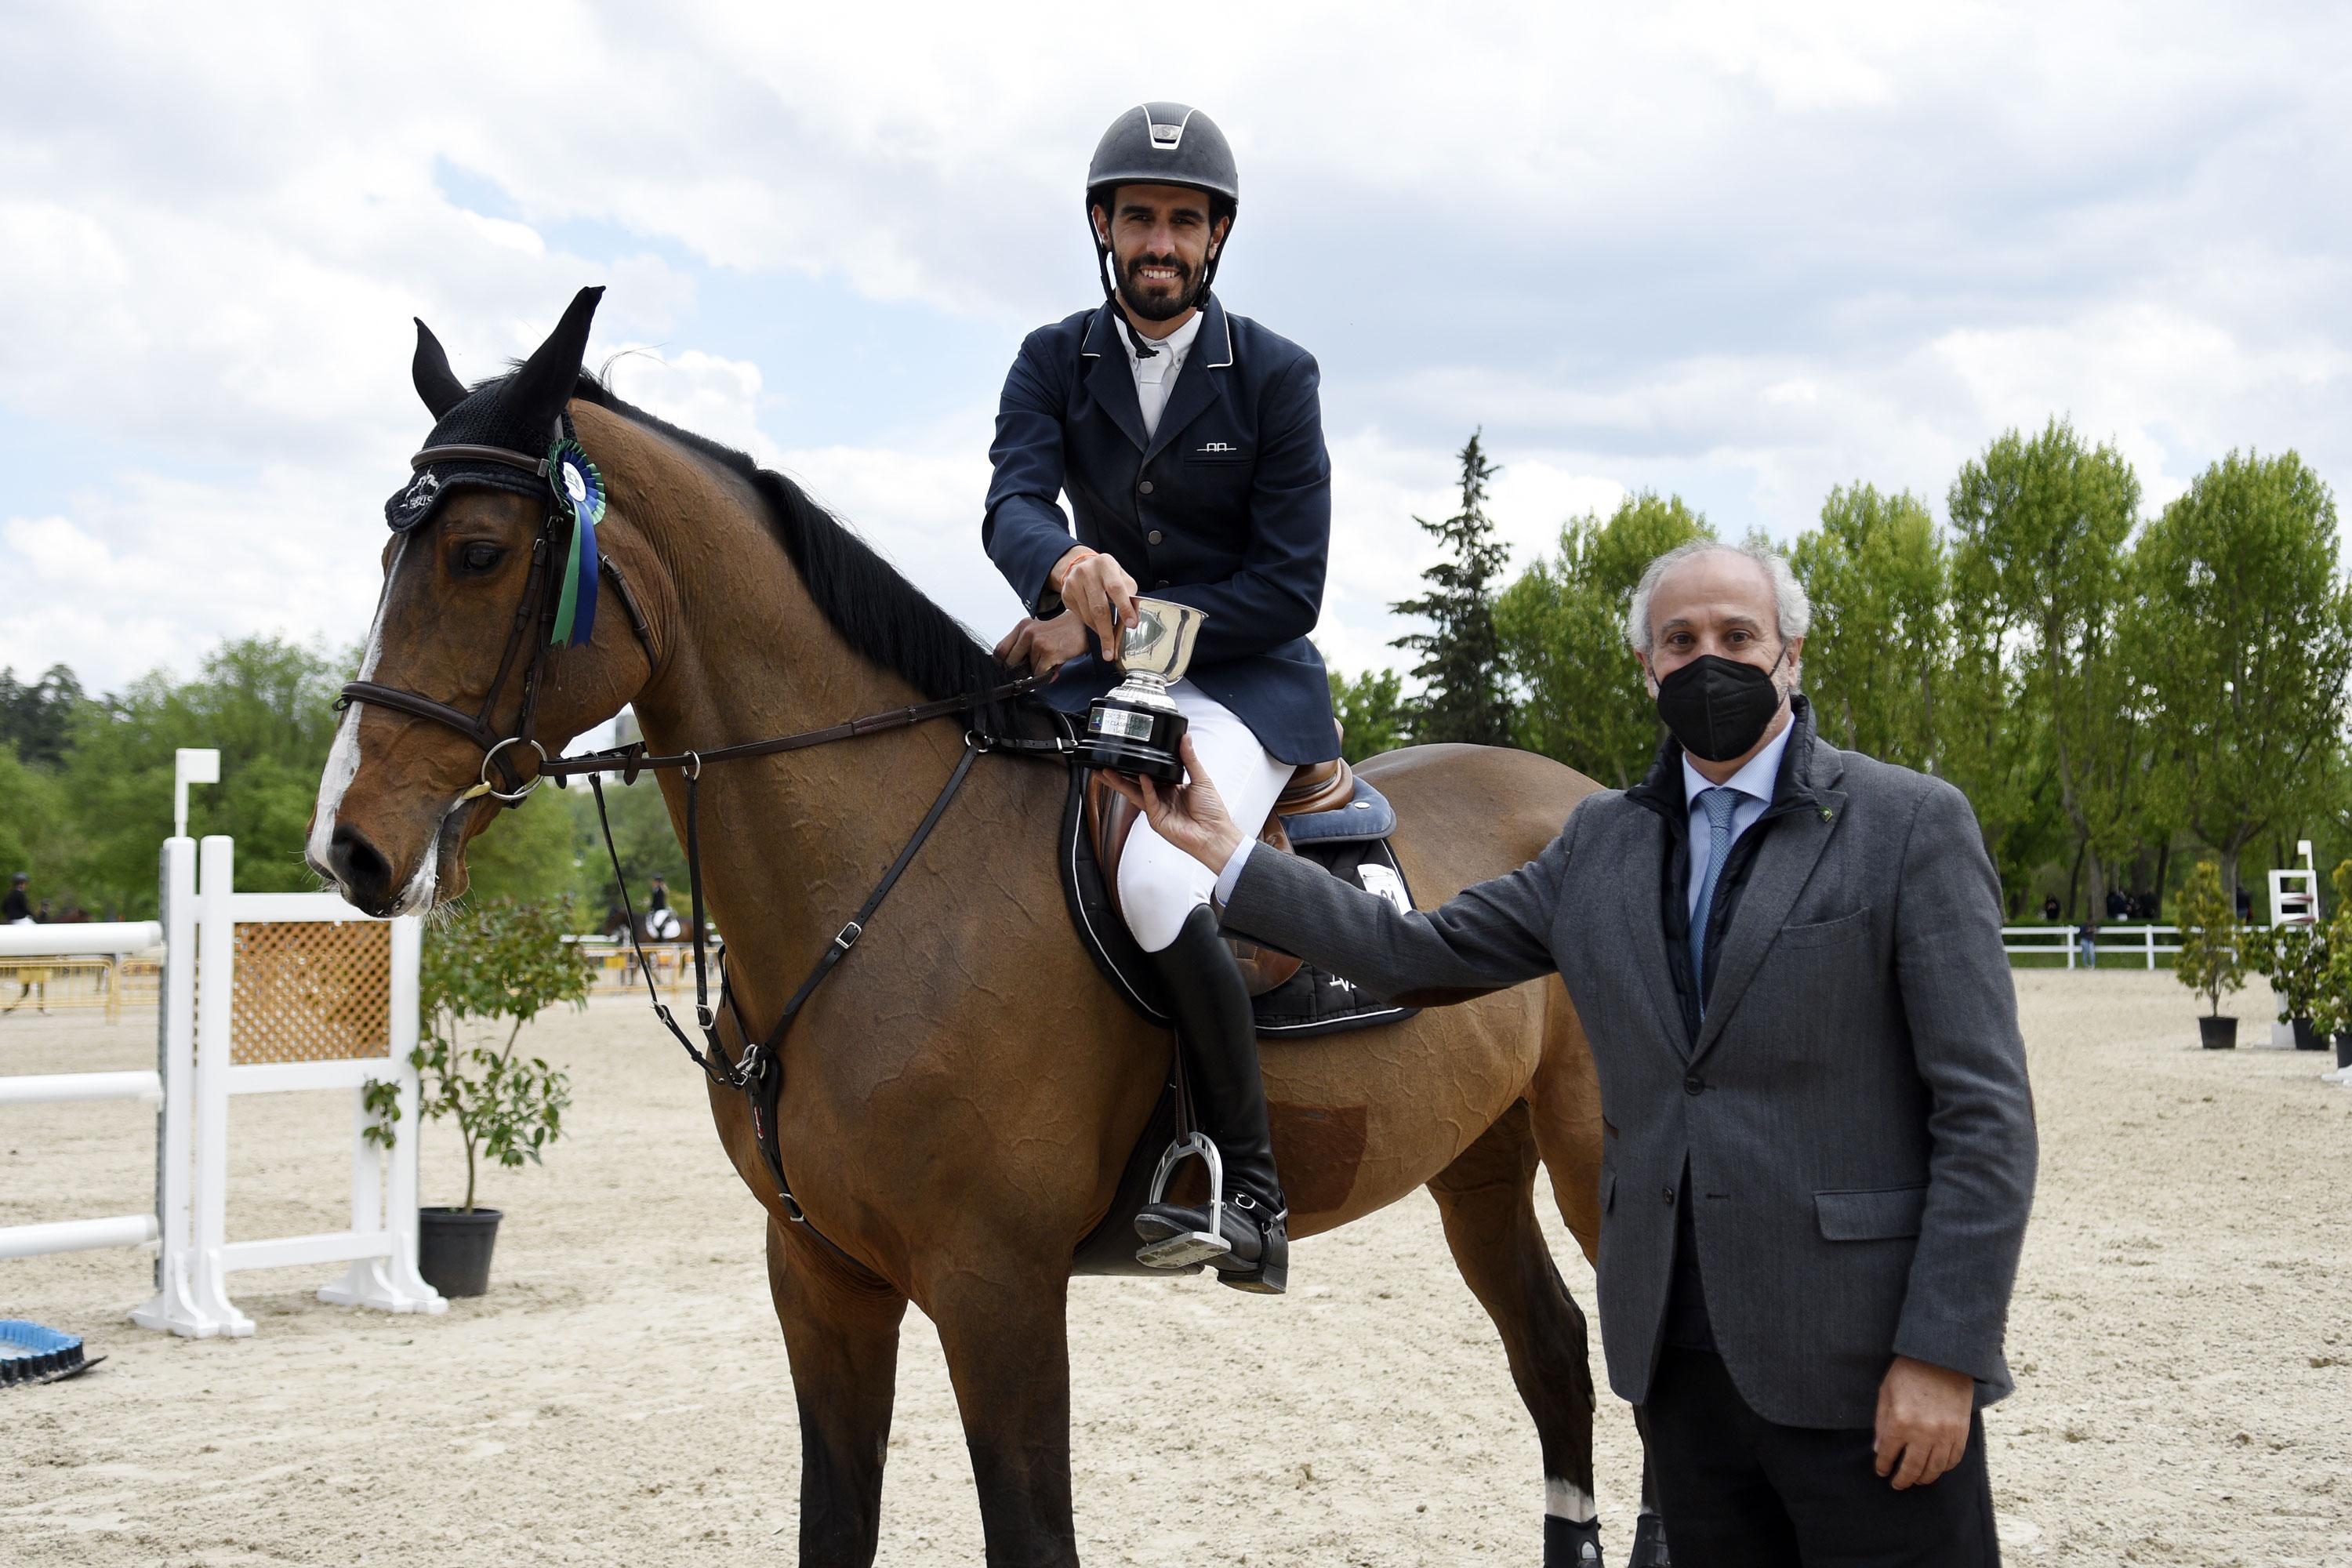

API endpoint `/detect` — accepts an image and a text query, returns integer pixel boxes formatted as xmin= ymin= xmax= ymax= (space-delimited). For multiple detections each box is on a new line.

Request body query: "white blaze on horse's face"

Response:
xmin=306 ymin=537 xmax=400 ymax=884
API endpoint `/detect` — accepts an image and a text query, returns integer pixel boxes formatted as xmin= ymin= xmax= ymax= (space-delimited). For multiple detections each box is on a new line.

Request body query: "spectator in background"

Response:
xmin=2077 ymin=920 xmax=2098 ymax=969
xmin=2104 ymin=887 xmax=2129 ymax=921
xmin=2041 ymin=895 xmax=2061 ymax=922
xmin=3 ymin=872 xmax=49 ymax=1016
xmin=2235 ymin=885 xmax=2253 ymax=921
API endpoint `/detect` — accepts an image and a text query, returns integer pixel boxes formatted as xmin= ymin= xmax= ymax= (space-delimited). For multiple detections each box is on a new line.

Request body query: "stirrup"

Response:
xmin=1133 ymin=1132 xmax=1232 ymax=1269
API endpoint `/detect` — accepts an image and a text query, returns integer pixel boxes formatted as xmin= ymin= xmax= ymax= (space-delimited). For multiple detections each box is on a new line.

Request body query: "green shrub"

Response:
xmin=2171 ymin=862 xmax=2244 ymax=1020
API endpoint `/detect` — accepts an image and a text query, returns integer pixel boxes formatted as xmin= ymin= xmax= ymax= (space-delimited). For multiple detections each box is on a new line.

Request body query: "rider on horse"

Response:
xmin=985 ymin=103 xmax=1338 ymax=1294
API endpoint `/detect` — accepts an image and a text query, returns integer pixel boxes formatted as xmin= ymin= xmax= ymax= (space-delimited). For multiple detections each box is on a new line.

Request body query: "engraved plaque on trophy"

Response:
xmin=1074 ymin=597 xmax=1208 ymax=784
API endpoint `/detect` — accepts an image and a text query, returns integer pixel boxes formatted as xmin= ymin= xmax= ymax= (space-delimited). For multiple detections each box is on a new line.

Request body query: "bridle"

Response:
xmin=336 ymin=436 xmax=655 ymax=805
xmin=334 ymin=423 xmax=1063 ymax=1258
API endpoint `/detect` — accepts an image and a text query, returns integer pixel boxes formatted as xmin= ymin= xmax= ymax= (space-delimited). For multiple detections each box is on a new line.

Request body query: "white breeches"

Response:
xmin=1119 ymin=681 xmax=1295 ymax=953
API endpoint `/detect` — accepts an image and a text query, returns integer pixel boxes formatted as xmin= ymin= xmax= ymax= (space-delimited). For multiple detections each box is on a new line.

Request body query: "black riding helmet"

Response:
xmin=1085 ymin=103 xmax=1240 ymax=318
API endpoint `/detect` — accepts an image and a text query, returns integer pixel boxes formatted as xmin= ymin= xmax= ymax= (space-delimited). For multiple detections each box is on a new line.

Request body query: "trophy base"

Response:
xmin=1075 ymin=699 xmax=1189 ymax=785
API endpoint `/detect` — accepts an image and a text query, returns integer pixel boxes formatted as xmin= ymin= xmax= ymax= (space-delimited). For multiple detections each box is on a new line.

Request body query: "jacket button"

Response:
xmin=1663 ymin=1186 xmax=1677 ymax=1206
xmin=1139 ymin=480 xmax=1155 ymax=495
xmin=1683 ymin=1075 xmax=1704 ymax=1096
xmin=1147 ymin=530 xmax=1163 ymax=545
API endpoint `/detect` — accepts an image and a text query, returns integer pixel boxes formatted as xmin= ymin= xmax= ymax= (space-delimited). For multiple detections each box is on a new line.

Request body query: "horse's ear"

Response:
xmin=412 ymin=318 xmax=469 ymax=418
xmin=499 ymin=285 xmax=604 ymax=431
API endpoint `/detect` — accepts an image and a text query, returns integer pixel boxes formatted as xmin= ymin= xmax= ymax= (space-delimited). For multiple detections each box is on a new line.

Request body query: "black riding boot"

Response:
xmin=1134 ymin=904 xmax=1289 ymax=1294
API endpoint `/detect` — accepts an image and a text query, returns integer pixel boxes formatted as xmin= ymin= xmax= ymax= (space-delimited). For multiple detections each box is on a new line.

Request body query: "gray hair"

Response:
xmin=1625 ymin=540 xmax=1813 ymax=656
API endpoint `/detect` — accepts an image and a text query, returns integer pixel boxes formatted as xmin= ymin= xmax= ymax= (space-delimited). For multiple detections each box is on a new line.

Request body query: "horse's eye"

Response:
xmin=455 ymin=542 xmax=504 ymax=576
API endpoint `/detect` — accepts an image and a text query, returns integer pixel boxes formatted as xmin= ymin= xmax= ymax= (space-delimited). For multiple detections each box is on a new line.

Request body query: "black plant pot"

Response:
xmin=2336 ymin=1033 xmax=2352 ymax=1071
xmin=2198 ymin=1014 xmax=2238 ymax=1051
xmin=2292 ymin=1016 xmax=2323 ymax=1051
xmin=417 ymin=1207 xmax=503 ymax=1298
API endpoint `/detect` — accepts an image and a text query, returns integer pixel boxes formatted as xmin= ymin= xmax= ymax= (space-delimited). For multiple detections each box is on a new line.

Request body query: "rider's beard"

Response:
xmin=1116 ymin=249 xmax=1201 ymax=321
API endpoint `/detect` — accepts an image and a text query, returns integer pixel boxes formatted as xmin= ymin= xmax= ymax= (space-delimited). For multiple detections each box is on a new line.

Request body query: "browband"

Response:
xmin=412 ymin=443 xmax=550 ymax=476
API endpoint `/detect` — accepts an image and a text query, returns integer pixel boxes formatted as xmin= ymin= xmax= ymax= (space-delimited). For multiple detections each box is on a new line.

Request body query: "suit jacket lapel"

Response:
xmin=1612 ymin=807 xmax=1693 ymax=1063
xmin=1080 ymin=307 xmax=1148 ymax=452
xmin=1690 ymin=738 xmax=1849 ymax=1065
xmin=1142 ymin=295 xmax=1234 ymax=464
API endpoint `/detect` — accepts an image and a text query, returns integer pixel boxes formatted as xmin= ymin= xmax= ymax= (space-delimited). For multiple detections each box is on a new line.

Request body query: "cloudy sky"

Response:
xmin=4 ymin=2 xmax=2348 ymax=695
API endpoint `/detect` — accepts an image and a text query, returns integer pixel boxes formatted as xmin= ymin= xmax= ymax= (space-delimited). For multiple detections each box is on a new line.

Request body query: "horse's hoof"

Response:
xmin=1544 ymin=1514 xmax=1603 ymax=1565
xmin=1629 ymin=1510 xmax=1670 ymax=1566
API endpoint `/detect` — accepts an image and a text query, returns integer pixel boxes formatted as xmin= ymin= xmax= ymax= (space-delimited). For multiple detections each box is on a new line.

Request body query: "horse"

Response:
xmin=309 ymin=288 xmax=1643 ymax=1566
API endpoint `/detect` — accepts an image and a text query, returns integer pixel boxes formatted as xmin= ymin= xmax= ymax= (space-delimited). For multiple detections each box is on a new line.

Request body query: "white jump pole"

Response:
xmin=132 ymin=835 xmax=223 ymax=1335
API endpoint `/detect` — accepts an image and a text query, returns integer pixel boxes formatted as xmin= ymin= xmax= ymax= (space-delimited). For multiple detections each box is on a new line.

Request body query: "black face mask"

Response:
xmin=1655 ymin=652 xmax=1788 ymax=763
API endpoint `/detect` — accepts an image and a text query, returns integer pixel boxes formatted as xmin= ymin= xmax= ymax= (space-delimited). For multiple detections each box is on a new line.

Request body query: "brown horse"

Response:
xmin=310 ymin=290 xmax=1628 ymax=1566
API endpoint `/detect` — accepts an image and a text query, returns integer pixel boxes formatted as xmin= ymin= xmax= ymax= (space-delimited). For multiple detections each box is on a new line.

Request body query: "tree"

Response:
xmin=1326 ymin=665 xmax=1410 ymax=763
xmin=2133 ymin=451 xmax=2352 ymax=909
xmin=2170 ymin=860 xmax=2245 ymax=1019
xmin=1788 ymin=485 xmax=1946 ymax=771
xmin=1948 ymin=419 xmax=2147 ymax=924
xmin=0 ymin=664 xmax=87 ymax=767
xmin=462 ymin=786 xmax=587 ymax=911
xmin=52 ymin=637 xmax=349 ymax=915
xmin=1391 ymin=432 xmax=1512 ymax=746
xmin=1496 ymin=492 xmax=1712 ymax=788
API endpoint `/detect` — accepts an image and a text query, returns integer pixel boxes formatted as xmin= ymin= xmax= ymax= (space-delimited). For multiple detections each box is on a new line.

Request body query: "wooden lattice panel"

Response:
xmin=227 ymin=921 xmax=393 ymax=1065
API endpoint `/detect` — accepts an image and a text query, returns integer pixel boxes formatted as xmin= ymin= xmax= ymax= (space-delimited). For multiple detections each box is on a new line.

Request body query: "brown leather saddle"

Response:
xmin=1083 ymin=756 xmax=1362 ymax=995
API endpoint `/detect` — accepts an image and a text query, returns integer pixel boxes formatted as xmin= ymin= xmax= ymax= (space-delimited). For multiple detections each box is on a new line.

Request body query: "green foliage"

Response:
xmin=1326 ymin=666 xmax=1409 ymax=763
xmin=408 ymin=897 xmax=590 ymax=1211
xmin=1391 ymin=432 xmax=1513 ymax=746
xmin=0 ymin=664 xmax=87 ymax=767
xmin=2253 ymin=921 xmax=2329 ymax=1026
xmin=463 ymin=786 xmax=588 ymax=909
xmin=1948 ymin=419 xmax=2146 ymax=920
xmin=2133 ymin=451 xmax=2352 ymax=909
xmin=1497 ymin=491 xmax=1712 ymax=788
xmin=2314 ymin=861 xmax=2352 ymax=1040
xmin=563 ymin=773 xmax=684 ymax=913
xmin=2170 ymin=862 xmax=2244 ymax=1018
xmin=1788 ymin=485 xmax=1946 ymax=770
xmin=0 ymin=747 xmax=68 ymax=898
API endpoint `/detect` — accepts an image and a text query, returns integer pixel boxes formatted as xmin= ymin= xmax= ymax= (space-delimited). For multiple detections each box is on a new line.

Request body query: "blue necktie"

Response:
xmin=1690 ymin=787 xmax=1740 ymax=1014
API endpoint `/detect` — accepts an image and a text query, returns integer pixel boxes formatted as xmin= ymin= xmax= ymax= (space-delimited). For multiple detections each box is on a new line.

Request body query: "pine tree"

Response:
xmin=1392 ymin=432 xmax=1513 ymax=746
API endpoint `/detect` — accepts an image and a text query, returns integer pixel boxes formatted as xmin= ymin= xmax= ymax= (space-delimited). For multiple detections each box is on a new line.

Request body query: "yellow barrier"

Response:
xmin=0 ymin=953 xmax=155 ymax=1024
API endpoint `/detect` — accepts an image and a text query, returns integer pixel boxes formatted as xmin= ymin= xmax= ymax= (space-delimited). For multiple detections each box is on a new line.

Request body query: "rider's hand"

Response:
xmin=994 ymin=614 xmax=1091 ymax=678
xmin=1054 ymin=550 xmax=1141 ymax=659
xmin=1873 ymin=1356 xmax=1974 ymax=1490
xmin=1101 ymin=736 xmax=1248 ymax=873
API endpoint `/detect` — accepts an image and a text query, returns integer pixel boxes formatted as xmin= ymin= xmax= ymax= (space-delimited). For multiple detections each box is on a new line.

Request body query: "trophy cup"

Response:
xmin=1074 ymin=597 xmax=1208 ymax=783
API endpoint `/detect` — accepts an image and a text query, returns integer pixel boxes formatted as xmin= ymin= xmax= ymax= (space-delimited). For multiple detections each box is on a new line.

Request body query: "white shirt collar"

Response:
xmin=1119 ymin=307 xmax=1205 ymax=372
xmin=1680 ymin=710 xmax=1795 ymax=811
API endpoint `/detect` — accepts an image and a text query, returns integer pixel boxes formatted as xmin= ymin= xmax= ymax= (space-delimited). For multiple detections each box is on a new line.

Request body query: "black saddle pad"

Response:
xmin=1057 ymin=765 xmax=1421 ymax=1040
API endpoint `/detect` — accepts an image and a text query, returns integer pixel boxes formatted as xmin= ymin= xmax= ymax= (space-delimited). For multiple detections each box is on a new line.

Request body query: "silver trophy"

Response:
xmin=1075 ymin=597 xmax=1208 ymax=783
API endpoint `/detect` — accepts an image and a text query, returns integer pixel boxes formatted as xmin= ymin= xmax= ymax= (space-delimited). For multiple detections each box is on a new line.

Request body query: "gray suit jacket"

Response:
xmin=1222 ymin=715 xmax=2037 ymax=1428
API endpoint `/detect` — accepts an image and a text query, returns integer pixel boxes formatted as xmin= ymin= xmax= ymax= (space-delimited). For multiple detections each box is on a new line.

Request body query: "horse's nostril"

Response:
xmin=328 ymin=823 xmax=394 ymax=902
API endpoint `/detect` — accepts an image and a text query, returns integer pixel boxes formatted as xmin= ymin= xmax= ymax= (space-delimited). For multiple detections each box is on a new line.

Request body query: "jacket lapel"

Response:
xmin=1690 ymin=734 xmax=1849 ymax=1065
xmin=1605 ymin=804 xmax=1693 ymax=1065
xmin=1142 ymin=294 xmax=1235 ymax=465
xmin=1080 ymin=306 xmax=1148 ymax=452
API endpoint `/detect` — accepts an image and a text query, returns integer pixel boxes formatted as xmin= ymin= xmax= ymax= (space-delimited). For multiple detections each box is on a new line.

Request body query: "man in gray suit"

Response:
xmin=1112 ymin=541 xmax=2036 ymax=1565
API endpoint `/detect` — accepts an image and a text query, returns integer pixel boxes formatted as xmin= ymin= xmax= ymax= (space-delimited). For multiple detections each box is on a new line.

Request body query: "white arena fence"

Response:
xmin=2002 ymin=924 xmax=2183 ymax=969
xmin=565 ymin=934 xmax=721 ymax=999
xmin=0 ymin=836 xmax=444 ymax=1337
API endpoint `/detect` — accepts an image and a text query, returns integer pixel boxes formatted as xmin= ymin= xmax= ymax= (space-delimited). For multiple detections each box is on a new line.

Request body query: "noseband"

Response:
xmin=336 ymin=439 xmax=654 ymax=804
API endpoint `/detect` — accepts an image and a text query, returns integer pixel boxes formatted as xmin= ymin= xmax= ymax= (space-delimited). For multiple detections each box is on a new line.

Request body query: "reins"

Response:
xmin=338 ymin=426 xmax=1074 ymax=1247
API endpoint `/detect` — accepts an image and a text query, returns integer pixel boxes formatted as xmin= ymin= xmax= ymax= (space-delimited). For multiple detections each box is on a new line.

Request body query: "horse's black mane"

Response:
xmin=562 ymin=370 xmax=1021 ymax=722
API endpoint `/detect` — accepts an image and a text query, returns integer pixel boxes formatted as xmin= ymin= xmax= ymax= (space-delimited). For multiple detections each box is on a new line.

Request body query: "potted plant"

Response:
xmin=2171 ymin=862 xmax=2244 ymax=1049
xmin=2321 ymin=861 xmax=2352 ymax=1072
xmin=2254 ymin=919 xmax=2329 ymax=1051
xmin=368 ymin=897 xmax=588 ymax=1296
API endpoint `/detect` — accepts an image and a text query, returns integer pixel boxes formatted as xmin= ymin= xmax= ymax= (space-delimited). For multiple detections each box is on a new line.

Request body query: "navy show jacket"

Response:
xmin=982 ymin=293 xmax=1340 ymax=765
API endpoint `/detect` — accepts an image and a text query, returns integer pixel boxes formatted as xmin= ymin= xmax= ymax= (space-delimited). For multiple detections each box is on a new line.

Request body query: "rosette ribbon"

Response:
xmin=546 ymin=437 xmax=606 ymax=648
